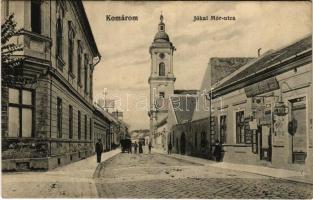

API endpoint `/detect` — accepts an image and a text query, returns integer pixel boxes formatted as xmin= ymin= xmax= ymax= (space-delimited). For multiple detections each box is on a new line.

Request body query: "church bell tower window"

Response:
xmin=159 ymin=62 xmax=165 ymax=76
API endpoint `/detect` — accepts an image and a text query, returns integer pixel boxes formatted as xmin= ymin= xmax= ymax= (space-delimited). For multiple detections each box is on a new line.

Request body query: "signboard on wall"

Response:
xmin=244 ymin=77 xmax=279 ymax=97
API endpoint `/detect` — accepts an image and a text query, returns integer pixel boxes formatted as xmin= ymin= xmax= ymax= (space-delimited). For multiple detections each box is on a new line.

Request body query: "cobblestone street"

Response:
xmin=95 ymin=150 xmax=313 ymax=199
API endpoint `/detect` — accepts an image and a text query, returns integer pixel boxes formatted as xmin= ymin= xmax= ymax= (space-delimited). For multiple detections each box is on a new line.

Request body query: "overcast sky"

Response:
xmin=83 ymin=1 xmax=311 ymax=131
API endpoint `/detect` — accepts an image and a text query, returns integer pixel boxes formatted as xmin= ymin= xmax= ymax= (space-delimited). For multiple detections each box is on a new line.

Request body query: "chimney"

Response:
xmin=258 ymin=48 xmax=262 ymax=57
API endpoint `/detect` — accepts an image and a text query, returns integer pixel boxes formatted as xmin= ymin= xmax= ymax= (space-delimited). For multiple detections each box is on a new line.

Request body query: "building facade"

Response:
xmin=210 ymin=35 xmax=312 ymax=173
xmin=1 ymin=0 xmax=101 ymax=170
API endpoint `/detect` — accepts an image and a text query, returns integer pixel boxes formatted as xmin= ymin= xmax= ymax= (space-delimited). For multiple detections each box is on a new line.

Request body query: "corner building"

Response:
xmin=1 ymin=0 xmax=101 ymax=170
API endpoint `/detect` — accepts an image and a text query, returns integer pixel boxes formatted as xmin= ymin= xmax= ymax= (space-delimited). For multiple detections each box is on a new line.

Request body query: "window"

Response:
xmin=77 ymin=40 xmax=82 ymax=85
xmin=159 ymin=92 xmax=165 ymax=98
xmin=68 ymin=21 xmax=74 ymax=74
xmin=89 ymin=118 xmax=92 ymax=140
xmin=31 ymin=0 xmax=41 ymax=34
xmin=56 ymin=18 xmax=63 ymax=59
xmin=90 ymin=72 xmax=93 ymax=99
xmin=78 ymin=110 xmax=81 ymax=140
xmin=69 ymin=105 xmax=73 ymax=139
xmin=220 ymin=115 xmax=227 ymax=144
xmin=8 ymin=88 xmax=33 ymax=137
xmin=57 ymin=98 xmax=62 ymax=138
xmin=84 ymin=54 xmax=89 ymax=94
xmin=159 ymin=62 xmax=165 ymax=76
xmin=194 ymin=132 xmax=197 ymax=147
xmin=84 ymin=115 xmax=87 ymax=140
xmin=200 ymin=131 xmax=206 ymax=147
xmin=236 ymin=111 xmax=245 ymax=144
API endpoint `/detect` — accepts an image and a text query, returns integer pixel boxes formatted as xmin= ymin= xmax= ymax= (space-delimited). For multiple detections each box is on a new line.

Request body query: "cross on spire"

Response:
xmin=160 ymin=12 xmax=163 ymax=23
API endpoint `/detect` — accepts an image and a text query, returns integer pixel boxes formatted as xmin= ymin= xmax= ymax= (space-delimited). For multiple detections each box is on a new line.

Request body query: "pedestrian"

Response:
xmin=95 ymin=139 xmax=103 ymax=163
xmin=168 ymin=142 xmax=172 ymax=155
xmin=148 ymin=141 xmax=152 ymax=154
xmin=213 ymin=139 xmax=222 ymax=162
xmin=134 ymin=141 xmax=138 ymax=154
xmin=139 ymin=142 xmax=143 ymax=154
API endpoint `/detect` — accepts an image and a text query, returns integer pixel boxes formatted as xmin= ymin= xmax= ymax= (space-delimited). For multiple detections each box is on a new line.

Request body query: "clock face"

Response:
xmin=159 ymin=53 xmax=165 ymax=59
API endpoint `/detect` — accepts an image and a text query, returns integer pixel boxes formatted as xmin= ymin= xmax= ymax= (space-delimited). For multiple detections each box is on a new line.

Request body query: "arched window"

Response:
xmin=159 ymin=62 xmax=165 ymax=76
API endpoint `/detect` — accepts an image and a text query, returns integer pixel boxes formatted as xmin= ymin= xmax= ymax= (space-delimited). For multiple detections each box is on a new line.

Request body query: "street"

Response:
xmin=95 ymin=150 xmax=313 ymax=199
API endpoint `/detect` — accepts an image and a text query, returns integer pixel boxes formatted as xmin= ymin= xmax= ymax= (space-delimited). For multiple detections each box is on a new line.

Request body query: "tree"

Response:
xmin=1 ymin=13 xmax=24 ymax=86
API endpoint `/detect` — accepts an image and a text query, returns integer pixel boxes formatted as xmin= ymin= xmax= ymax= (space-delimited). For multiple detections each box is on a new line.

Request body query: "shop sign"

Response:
xmin=249 ymin=119 xmax=258 ymax=130
xmin=244 ymin=77 xmax=279 ymax=98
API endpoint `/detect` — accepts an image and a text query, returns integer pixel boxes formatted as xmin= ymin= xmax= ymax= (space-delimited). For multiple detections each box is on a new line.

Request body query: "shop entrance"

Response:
xmin=289 ymin=97 xmax=307 ymax=164
xmin=259 ymin=125 xmax=272 ymax=161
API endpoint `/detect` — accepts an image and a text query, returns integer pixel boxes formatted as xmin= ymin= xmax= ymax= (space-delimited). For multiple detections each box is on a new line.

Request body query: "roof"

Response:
xmin=174 ymin=90 xmax=199 ymax=95
xmin=210 ymin=57 xmax=255 ymax=85
xmin=154 ymin=30 xmax=170 ymax=42
xmin=215 ymin=35 xmax=312 ymax=90
xmin=156 ymin=116 xmax=168 ymax=128
xmin=73 ymin=1 xmax=100 ymax=58
xmin=170 ymin=96 xmax=197 ymax=124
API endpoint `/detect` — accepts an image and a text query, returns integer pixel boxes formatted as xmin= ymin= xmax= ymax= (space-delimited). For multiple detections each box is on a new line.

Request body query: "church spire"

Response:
xmin=158 ymin=13 xmax=165 ymax=32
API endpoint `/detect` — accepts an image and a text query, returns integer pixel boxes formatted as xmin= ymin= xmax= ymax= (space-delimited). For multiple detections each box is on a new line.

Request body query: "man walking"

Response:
xmin=95 ymin=139 xmax=103 ymax=163
xmin=168 ymin=142 xmax=172 ymax=155
xmin=148 ymin=141 xmax=152 ymax=154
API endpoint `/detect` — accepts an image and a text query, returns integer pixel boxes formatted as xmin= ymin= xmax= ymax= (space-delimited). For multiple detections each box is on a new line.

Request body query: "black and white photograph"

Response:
xmin=1 ymin=0 xmax=313 ymax=198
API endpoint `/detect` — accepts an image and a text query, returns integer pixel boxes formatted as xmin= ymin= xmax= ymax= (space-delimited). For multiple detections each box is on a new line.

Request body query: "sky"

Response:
xmin=83 ymin=1 xmax=311 ymax=131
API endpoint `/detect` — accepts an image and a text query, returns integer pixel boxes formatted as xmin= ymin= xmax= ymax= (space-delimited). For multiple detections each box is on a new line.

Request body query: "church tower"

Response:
xmin=148 ymin=14 xmax=176 ymax=140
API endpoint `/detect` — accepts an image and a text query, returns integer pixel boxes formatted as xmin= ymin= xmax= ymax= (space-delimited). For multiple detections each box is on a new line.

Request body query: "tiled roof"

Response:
xmin=216 ymin=35 xmax=312 ymax=89
xmin=210 ymin=57 xmax=255 ymax=85
xmin=170 ymin=96 xmax=197 ymax=124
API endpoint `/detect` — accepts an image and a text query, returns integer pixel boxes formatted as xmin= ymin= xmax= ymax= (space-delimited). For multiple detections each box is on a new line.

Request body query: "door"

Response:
xmin=259 ymin=125 xmax=272 ymax=161
xmin=180 ymin=132 xmax=186 ymax=155
xmin=290 ymin=97 xmax=307 ymax=163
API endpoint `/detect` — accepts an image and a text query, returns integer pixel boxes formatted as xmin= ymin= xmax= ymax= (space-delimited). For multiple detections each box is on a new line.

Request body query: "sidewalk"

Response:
xmin=153 ymin=148 xmax=313 ymax=185
xmin=1 ymin=149 xmax=120 ymax=198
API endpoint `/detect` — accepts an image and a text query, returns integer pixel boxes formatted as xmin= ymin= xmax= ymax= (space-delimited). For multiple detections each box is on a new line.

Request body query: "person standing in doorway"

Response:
xmin=95 ymin=139 xmax=103 ymax=163
xmin=168 ymin=142 xmax=172 ymax=155
xmin=148 ymin=141 xmax=152 ymax=154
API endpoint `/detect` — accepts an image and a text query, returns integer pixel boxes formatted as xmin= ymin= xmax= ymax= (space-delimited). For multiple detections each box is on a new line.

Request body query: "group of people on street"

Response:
xmin=95 ymin=138 xmax=223 ymax=164
xmin=129 ymin=141 xmax=153 ymax=154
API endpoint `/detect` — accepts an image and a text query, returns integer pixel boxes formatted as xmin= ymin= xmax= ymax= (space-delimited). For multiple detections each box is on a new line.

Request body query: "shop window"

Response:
xmin=236 ymin=111 xmax=245 ymax=144
xmin=31 ymin=0 xmax=41 ymax=34
xmin=57 ymin=97 xmax=62 ymax=138
xmin=8 ymin=88 xmax=33 ymax=137
xmin=220 ymin=115 xmax=227 ymax=144
xmin=159 ymin=62 xmax=165 ymax=76
xmin=78 ymin=110 xmax=81 ymax=140
xmin=69 ymin=105 xmax=73 ymax=139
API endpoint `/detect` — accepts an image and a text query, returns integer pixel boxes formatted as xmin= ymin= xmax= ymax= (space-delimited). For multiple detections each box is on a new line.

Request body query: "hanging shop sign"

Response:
xmin=273 ymin=101 xmax=289 ymax=116
xmin=244 ymin=77 xmax=279 ymax=98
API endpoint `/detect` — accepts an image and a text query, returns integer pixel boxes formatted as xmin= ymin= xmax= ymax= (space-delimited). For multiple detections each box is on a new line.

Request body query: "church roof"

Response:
xmin=170 ymin=96 xmax=197 ymax=124
xmin=154 ymin=31 xmax=170 ymax=42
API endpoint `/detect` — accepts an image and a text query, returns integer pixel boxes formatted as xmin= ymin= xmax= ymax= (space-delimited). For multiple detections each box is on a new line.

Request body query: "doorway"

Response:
xmin=180 ymin=132 xmax=186 ymax=155
xmin=259 ymin=125 xmax=272 ymax=162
